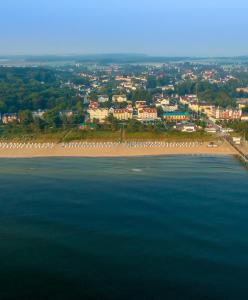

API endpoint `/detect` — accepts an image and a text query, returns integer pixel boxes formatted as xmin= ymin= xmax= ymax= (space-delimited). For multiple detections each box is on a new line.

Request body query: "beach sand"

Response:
xmin=0 ymin=142 xmax=237 ymax=158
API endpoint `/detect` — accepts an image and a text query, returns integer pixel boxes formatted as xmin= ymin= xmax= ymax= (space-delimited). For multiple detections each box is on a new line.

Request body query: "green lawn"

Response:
xmin=0 ymin=127 xmax=215 ymax=143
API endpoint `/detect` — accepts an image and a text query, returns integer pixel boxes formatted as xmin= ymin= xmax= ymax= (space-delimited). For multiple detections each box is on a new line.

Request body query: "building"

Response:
xmin=179 ymin=95 xmax=198 ymax=105
xmin=118 ymin=82 xmax=137 ymax=91
xmin=137 ymin=108 xmax=158 ymax=121
xmin=112 ymin=95 xmax=127 ymax=103
xmin=98 ymin=95 xmax=109 ymax=103
xmin=135 ymin=101 xmax=147 ymax=109
xmin=211 ymin=107 xmax=242 ymax=120
xmin=236 ymin=87 xmax=248 ymax=93
xmin=32 ymin=109 xmax=47 ymax=119
xmin=205 ymin=127 xmax=217 ymax=134
xmin=113 ymin=108 xmax=133 ymax=120
xmin=241 ymin=115 xmax=248 ymax=121
xmin=88 ymin=101 xmax=99 ymax=109
xmin=181 ymin=123 xmax=196 ymax=132
xmin=161 ymin=85 xmax=175 ymax=91
xmin=155 ymin=98 xmax=170 ymax=107
xmin=188 ymin=102 xmax=214 ymax=117
xmin=199 ymin=104 xmax=215 ymax=117
xmin=233 ymin=137 xmax=242 ymax=145
xmin=87 ymin=108 xmax=109 ymax=123
xmin=60 ymin=110 xmax=77 ymax=118
xmin=2 ymin=113 xmax=18 ymax=124
xmin=162 ymin=100 xmax=178 ymax=112
xmin=115 ymin=76 xmax=132 ymax=82
xmin=163 ymin=112 xmax=190 ymax=122
xmin=237 ymin=98 xmax=248 ymax=110
xmin=78 ymin=123 xmax=94 ymax=130
xmin=179 ymin=96 xmax=190 ymax=105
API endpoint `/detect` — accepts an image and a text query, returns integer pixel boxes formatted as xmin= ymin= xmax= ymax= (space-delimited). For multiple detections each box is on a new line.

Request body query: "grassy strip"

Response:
xmin=0 ymin=128 xmax=216 ymax=143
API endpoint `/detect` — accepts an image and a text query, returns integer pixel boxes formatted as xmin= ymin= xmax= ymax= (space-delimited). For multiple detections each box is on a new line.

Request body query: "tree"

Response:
xmin=43 ymin=109 xmax=62 ymax=128
xmin=242 ymin=106 xmax=248 ymax=114
xmin=19 ymin=110 xmax=33 ymax=126
xmin=126 ymin=119 xmax=142 ymax=132
xmin=146 ymin=76 xmax=157 ymax=89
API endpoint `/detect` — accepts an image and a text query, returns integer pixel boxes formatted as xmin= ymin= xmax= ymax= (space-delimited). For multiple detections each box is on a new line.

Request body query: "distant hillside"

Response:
xmin=1 ymin=54 xmax=248 ymax=65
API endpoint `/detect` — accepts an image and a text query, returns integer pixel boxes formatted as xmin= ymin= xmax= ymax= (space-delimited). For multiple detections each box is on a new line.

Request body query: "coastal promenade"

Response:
xmin=0 ymin=141 xmax=237 ymax=158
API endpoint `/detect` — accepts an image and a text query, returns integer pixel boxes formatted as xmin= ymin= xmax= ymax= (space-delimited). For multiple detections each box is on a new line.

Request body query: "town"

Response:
xmin=0 ymin=58 xmax=248 ymax=147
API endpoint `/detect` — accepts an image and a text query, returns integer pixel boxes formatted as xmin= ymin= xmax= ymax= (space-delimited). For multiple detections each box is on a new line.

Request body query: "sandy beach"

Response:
xmin=0 ymin=141 xmax=237 ymax=158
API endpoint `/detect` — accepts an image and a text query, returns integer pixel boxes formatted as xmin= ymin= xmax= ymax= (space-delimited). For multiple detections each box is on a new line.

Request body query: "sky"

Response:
xmin=0 ymin=0 xmax=248 ymax=56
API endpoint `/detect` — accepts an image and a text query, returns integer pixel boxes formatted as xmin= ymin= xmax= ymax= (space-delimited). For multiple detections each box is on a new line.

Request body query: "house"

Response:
xmin=137 ymin=108 xmax=158 ymax=121
xmin=112 ymin=95 xmax=127 ymax=103
xmin=241 ymin=115 xmax=248 ymax=121
xmin=179 ymin=95 xmax=198 ymax=105
xmin=199 ymin=104 xmax=215 ymax=117
xmin=163 ymin=112 xmax=190 ymax=122
xmin=237 ymin=98 xmax=248 ymax=110
xmin=88 ymin=101 xmax=99 ymax=109
xmin=118 ymin=82 xmax=137 ymax=91
xmin=32 ymin=109 xmax=47 ymax=119
xmin=162 ymin=100 xmax=178 ymax=112
xmin=115 ymin=76 xmax=132 ymax=82
xmin=163 ymin=104 xmax=178 ymax=112
xmin=87 ymin=108 xmax=109 ymax=123
xmin=60 ymin=110 xmax=77 ymax=118
xmin=113 ymin=108 xmax=133 ymax=120
xmin=98 ymin=95 xmax=109 ymax=103
xmin=2 ymin=113 xmax=18 ymax=124
xmin=179 ymin=96 xmax=190 ymax=105
xmin=236 ymin=87 xmax=248 ymax=93
xmin=135 ymin=101 xmax=147 ymax=109
xmin=161 ymin=85 xmax=175 ymax=91
xmin=155 ymin=98 xmax=170 ymax=107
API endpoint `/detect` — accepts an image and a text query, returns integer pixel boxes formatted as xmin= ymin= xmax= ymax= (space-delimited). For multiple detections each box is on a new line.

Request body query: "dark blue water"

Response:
xmin=0 ymin=156 xmax=247 ymax=300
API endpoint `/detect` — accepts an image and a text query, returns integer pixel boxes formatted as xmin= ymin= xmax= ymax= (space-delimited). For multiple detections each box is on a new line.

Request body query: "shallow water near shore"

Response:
xmin=0 ymin=156 xmax=248 ymax=300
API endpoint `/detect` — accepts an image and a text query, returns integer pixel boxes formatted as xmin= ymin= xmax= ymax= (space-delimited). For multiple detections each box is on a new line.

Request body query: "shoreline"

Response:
xmin=0 ymin=141 xmax=238 ymax=158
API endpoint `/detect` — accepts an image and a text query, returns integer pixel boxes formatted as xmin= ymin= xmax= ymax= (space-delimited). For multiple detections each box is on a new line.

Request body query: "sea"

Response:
xmin=0 ymin=156 xmax=247 ymax=300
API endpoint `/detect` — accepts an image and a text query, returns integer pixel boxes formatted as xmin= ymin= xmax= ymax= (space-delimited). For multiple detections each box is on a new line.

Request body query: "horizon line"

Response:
xmin=0 ymin=53 xmax=248 ymax=59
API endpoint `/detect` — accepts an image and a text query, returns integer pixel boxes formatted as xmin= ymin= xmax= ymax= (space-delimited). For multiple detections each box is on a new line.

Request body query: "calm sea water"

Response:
xmin=0 ymin=156 xmax=247 ymax=300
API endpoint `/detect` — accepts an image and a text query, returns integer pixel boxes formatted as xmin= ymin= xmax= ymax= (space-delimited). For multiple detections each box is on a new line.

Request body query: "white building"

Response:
xmin=155 ymin=98 xmax=170 ymax=107
xmin=2 ymin=113 xmax=18 ymax=124
xmin=112 ymin=95 xmax=128 ymax=103
xmin=162 ymin=103 xmax=178 ymax=112
xmin=87 ymin=108 xmax=109 ymax=123
xmin=32 ymin=110 xmax=47 ymax=119
xmin=181 ymin=124 xmax=196 ymax=132
xmin=98 ymin=95 xmax=109 ymax=103
xmin=137 ymin=108 xmax=158 ymax=121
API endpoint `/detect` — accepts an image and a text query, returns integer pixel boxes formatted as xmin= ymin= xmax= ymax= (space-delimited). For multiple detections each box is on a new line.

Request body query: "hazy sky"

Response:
xmin=0 ymin=0 xmax=247 ymax=56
